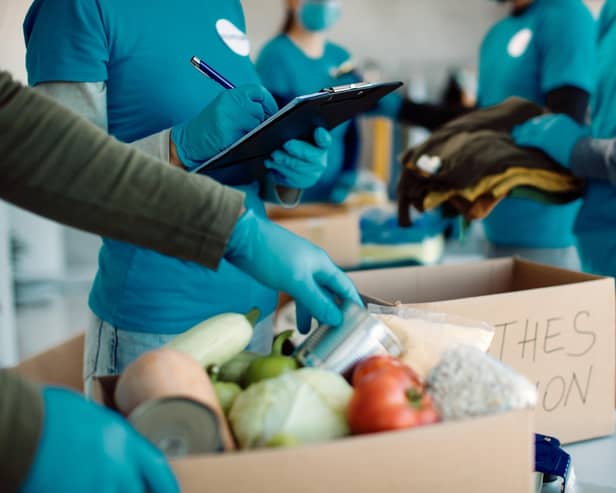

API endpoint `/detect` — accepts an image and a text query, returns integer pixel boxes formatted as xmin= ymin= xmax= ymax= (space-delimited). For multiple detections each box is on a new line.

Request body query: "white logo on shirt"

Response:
xmin=508 ymin=28 xmax=533 ymax=58
xmin=216 ymin=19 xmax=251 ymax=57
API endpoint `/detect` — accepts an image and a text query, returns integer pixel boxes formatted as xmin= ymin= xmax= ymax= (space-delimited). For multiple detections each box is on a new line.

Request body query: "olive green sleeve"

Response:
xmin=0 ymin=370 xmax=44 ymax=493
xmin=0 ymin=71 xmax=244 ymax=269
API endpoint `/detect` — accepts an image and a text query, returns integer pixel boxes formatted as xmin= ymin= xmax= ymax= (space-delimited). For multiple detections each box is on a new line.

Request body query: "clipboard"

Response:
xmin=192 ymin=81 xmax=403 ymax=175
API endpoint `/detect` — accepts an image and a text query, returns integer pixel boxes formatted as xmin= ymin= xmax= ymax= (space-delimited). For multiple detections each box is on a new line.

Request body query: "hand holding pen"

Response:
xmin=170 ymin=58 xmax=278 ymax=169
xmin=171 ymin=55 xmax=332 ymax=190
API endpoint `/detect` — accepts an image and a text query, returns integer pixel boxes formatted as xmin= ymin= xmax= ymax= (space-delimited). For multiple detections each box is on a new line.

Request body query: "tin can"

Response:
xmin=128 ymin=397 xmax=225 ymax=458
xmin=294 ymin=302 xmax=402 ymax=375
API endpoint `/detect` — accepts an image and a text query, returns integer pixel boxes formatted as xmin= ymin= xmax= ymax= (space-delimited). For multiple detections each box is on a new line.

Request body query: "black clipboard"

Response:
xmin=192 ymin=81 xmax=403 ymax=175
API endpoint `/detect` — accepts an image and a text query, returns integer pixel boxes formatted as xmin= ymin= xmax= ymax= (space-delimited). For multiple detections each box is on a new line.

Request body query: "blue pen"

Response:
xmin=190 ymin=56 xmax=236 ymax=90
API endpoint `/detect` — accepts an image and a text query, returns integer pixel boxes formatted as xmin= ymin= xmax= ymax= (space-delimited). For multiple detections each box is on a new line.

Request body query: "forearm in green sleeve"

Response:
xmin=570 ymin=136 xmax=616 ymax=185
xmin=0 ymin=71 xmax=243 ymax=269
xmin=0 ymin=370 xmax=44 ymax=493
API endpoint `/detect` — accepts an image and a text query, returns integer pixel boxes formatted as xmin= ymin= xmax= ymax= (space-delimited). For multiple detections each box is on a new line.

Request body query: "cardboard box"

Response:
xmin=268 ymin=204 xmax=361 ymax=268
xmin=13 ymin=333 xmax=534 ymax=493
xmin=350 ymin=257 xmax=616 ymax=444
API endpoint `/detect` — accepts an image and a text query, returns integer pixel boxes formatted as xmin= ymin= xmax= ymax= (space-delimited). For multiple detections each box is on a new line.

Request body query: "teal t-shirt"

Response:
xmin=256 ymin=35 xmax=359 ymax=201
xmin=477 ymin=0 xmax=596 ymax=248
xmin=24 ymin=0 xmax=277 ymax=333
xmin=575 ymin=0 xmax=616 ymax=276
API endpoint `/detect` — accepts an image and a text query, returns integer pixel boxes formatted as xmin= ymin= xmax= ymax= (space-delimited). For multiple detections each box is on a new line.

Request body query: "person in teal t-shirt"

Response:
xmin=477 ymin=0 xmax=596 ymax=268
xmin=389 ymin=0 xmax=596 ymax=269
xmin=511 ymin=0 xmax=616 ymax=277
xmin=23 ymin=0 xmax=348 ymax=392
xmin=257 ymin=0 xmax=363 ymax=203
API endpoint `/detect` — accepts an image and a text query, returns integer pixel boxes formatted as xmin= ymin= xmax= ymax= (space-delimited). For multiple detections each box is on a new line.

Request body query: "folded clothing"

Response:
xmin=425 ymin=167 xmax=582 ymax=221
xmin=360 ymin=208 xmax=447 ymax=265
xmin=397 ymin=97 xmax=585 ymax=226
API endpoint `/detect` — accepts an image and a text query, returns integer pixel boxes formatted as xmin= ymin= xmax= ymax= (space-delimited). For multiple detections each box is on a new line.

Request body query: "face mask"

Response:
xmin=299 ymin=1 xmax=341 ymax=32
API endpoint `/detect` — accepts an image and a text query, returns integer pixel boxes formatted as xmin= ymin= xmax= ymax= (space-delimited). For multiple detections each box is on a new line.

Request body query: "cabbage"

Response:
xmin=228 ymin=368 xmax=352 ymax=449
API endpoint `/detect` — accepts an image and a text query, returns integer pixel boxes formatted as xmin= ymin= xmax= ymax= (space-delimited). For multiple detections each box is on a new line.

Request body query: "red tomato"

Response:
xmin=347 ymin=360 xmax=440 ymax=435
xmin=352 ymin=355 xmax=422 ymax=388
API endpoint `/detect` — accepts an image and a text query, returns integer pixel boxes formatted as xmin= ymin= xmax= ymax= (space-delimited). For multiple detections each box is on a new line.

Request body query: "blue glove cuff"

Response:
xmin=170 ymin=125 xmax=205 ymax=171
xmin=225 ymin=209 xmax=258 ymax=261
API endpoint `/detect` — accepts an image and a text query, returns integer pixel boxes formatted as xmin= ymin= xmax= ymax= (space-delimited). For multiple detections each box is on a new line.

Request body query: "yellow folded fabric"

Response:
xmin=423 ymin=166 xmax=579 ymax=210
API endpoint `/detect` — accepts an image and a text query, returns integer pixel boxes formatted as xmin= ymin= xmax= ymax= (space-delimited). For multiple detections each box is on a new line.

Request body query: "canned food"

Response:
xmin=294 ymin=302 xmax=402 ymax=375
xmin=128 ymin=397 xmax=225 ymax=458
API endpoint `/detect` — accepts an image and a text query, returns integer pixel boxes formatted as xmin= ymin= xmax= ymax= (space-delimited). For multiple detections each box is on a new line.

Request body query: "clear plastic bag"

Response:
xmin=367 ymin=304 xmax=495 ymax=380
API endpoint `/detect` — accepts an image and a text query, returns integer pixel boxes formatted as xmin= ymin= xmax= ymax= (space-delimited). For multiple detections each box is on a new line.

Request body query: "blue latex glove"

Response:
xmin=171 ymin=84 xmax=278 ymax=169
xmin=265 ymin=127 xmax=332 ymax=189
xmin=329 ymin=171 xmax=358 ymax=204
xmin=512 ymin=114 xmax=590 ymax=167
xmin=225 ymin=209 xmax=363 ymax=334
xmin=20 ymin=387 xmax=178 ymax=493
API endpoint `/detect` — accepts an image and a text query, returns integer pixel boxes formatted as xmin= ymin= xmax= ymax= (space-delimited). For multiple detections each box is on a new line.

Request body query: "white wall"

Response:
xmin=0 ymin=205 xmax=17 ymax=366
xmin=1 ymin=0 xmax=68 ymax=290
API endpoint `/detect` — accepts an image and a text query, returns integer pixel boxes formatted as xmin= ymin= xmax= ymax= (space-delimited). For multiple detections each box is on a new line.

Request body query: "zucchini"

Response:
xmin=166 ymin=309 xmax=258 ymax=368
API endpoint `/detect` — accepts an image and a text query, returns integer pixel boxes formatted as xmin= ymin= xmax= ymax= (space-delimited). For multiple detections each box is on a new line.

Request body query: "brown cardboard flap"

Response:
xmin=172 ymin=409 xmax=534 ymax=493
xmin=351 ymin=257 xmax=515 ymax=303
xmin=269 ymin=206 xmax=361 ymax=268
xmin=12 ymin=334 xmax=84 ymax=391
xmin=512 ymin=258 xmax=604 ymax=291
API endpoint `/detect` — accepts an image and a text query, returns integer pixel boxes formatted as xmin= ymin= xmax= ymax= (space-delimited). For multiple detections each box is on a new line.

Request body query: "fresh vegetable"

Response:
xmin=166 ymin=309 xmax=259 ymax=368
xmin=115 ymin=348 xmax=218 ymax=416
xmin=229 ymin=368 xmax=352 ymax=449
xmin=115 ymin=348 xmax=237 ymax=450
xmin=427 ymin=345 xmax=537 ymax=420
xmin=213 ymin=381 xmax=242 ymax=415
xmin=243 ymin=330 xmax=299 ymax=386
xmin=266 ymin=433 xmax=300 ymax=448
xmin=218 ymin=351 xmax=260 ymax=386
xmin=352 ymin=354 xmax=422 ymax=388
xmin=209 ymin=366 xmax=242 ymax=415
xmin=347 ymin=355 xmax=440 ymax=435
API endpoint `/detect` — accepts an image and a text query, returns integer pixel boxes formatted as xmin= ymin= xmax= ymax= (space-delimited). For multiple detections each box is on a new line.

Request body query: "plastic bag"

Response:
xmin=368 ymin=304 xmax=495 ymax=380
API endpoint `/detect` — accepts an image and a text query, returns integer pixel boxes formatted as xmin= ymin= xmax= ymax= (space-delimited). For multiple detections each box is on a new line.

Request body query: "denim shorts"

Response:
xmin=83 ymin=313 xmax=275 ymax=397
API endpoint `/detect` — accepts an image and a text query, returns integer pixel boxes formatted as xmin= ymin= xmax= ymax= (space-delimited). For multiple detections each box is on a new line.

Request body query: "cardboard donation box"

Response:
xmin=268 ymin=204 xmax=360 ymax=268
xmin=351 ymin=257 xmax=616 ymax=443
xmin=13 ymin=334 xmax=535 ymax=493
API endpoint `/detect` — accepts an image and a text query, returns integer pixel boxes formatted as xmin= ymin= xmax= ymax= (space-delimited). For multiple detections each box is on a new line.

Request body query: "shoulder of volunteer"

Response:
xmin=256 ymin=35 xmax=295 ymax=91
xmin=537 ymin=0 xmax=595 ymax=33
xmin=24 ymin=0 xmax=107 ymax=38
xmin=0 ymin=370 xmax=44 ymax=493
xmin=326 ymin=42 xmax=352 ymax=65
xmin=23 ymin=0 xmax=109 ymax=86
xmin=256 ymin=35 xmax=290 ymax=67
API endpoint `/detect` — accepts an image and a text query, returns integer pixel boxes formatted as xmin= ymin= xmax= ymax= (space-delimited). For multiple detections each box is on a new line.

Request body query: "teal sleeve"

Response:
xmin=24 ymin=0 xmax=109 ymax=85
xmin=256 ymin=39 xmax=294 ymax=98
xmin=537 ymin=4 xmax=596 ymax=95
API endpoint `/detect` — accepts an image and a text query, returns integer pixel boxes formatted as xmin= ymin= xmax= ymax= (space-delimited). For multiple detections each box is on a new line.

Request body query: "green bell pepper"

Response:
xmin=243 ymin=330 xmax=299 ymax=387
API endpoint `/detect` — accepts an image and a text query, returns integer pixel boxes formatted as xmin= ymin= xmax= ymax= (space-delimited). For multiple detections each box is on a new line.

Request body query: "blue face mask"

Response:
xmin=299 ymin=1 xmax=341 ymax=32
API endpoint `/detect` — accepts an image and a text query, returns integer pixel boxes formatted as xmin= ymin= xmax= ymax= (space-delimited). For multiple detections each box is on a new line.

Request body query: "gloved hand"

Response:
xmin=225 ymin=209 xmax=363 ymax=334
xmin=20 ymin=387 xmax=178 ymax=493
xmin=328 ymin=171 xmax=358 ymax=204
xmin=171 ymin=84 xmax=278 ymax=169
xmin=512 ymin=114 xmax=590 ymax=167
xmin=265 ymin=127 xmax=332 ymax=189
